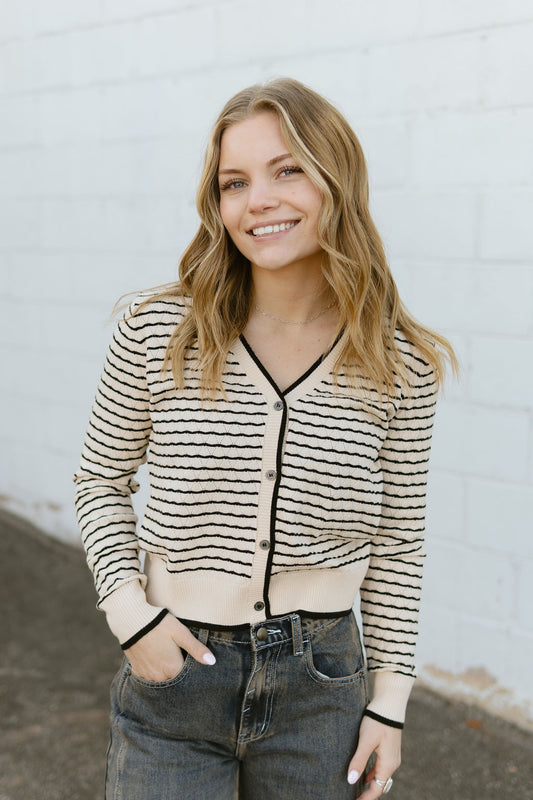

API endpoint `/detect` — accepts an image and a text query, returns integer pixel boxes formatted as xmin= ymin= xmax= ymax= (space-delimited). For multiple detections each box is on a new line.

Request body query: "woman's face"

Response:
xmin=218 ymin=111 xmax=324 ymax=277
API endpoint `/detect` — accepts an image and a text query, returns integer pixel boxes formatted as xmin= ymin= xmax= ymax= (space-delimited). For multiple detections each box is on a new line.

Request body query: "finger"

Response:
xmin=347 ymin=742 xmax=373 ymax=786
xmin=362 ymin=762 xmax=396 ymax=799
xmin=171 ymin=619 xmax=216 ymax=666
xmin=361 ymin=778 xmax=387 ymax=799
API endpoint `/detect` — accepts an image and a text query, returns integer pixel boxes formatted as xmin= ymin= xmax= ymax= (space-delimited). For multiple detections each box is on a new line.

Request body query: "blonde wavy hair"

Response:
xmin=137 ymin=77 xmax=457 ymax=397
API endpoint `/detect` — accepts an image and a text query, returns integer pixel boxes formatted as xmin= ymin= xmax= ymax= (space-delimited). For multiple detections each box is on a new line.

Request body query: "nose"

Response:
xmin=247 ymin=178 xmax=279 ymax=214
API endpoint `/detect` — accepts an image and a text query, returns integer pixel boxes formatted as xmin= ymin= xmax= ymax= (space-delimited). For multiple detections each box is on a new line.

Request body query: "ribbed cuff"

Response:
xmin=366 ymin=670 xmax=415 ymax=725
xmin=99 ymin=579 xmax=166 ymax=647
xmin=120 ymin=609 xmax=169 ymax=650
xmin=363 ymin=709 xmax=404 ymax=730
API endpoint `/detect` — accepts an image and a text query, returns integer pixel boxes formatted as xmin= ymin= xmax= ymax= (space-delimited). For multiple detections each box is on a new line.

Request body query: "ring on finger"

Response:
xmin=374 ymin=776 xmax=393 ymax=794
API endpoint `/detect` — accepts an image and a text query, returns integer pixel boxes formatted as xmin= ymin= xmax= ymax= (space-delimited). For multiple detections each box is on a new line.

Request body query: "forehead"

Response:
xmin=219 ymin=111 xmax=289 ymax=168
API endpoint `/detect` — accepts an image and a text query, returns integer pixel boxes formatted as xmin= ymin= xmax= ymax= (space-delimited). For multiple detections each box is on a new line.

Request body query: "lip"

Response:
xmin=246 ymin=219 xmax=300 ymax=238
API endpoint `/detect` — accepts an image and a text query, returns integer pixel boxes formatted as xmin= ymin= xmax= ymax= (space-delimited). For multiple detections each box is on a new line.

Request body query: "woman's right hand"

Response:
xmin=124 ymin=613 xmax=216 ymax=682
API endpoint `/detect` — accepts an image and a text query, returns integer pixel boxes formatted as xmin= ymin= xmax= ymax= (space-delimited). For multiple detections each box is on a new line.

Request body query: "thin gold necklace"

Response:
xmin=254 ymin=300 xmax=336 ymax=325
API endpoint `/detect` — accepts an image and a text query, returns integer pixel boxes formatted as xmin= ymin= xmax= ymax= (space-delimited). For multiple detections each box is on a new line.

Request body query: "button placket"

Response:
xmin=249 ymin=388 xmax=286 ymax=623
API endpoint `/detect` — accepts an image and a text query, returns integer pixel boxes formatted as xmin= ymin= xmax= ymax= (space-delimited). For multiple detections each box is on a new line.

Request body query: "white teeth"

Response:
xmin=252 ymin=221 xmax=296 ymax=236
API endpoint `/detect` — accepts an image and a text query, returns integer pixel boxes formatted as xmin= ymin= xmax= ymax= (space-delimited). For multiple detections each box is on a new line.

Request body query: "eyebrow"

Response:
xmin=218 ymin=152 xmax=293 ymax=175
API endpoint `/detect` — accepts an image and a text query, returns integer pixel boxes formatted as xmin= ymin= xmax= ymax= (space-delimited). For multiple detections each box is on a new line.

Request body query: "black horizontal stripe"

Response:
xmin=91 ymin=402 xmax=152 ymax=432
xmin=85 ymin=429 xmax=147 ymax=457
xmin=150 ymin=426 xmax=262 ymax=440
xmin=290 ymin=416 xmax=385 ymax=445
xmin=82 ymin=442 xmax=147 ymax=465
xmin=75 ymin=488 xmax=134 ymax=512
xmin=363 ymin=621 xmax=418 ymax=638
xmin=145 ymin=493 xmax=258 ymax=510
xmin=149 ymin=475 xmax=260 ymax=489
xmin=164 ymin=562 xmax=251 ymax=579
xmin=360 ymin=585 xmax=420 ymax=603
xmin=281 ymin=479 xmax=382 ymax=504
xmin=149 ymin=406 xmax=267 ymax=420
xmin=358 ymin=573 xmax=422 ymax=591
xmin=148 ymin=461 xmax=262 ymax=475
xmin=272 ymin=549 xmax=370 ymax=570
xmin=284 ymin=435 xmax=378 ymax=459
xmin=143 ymin=508 xmax=256 ymax=529
xmin=295 ymin=403 xmax=387 ymax=428
xmin=76 ymin=499 xmax=134 ymax=526
xmin=148 ymin=452 xmax=262 ymax=466
xmin=163 ymin=548 xmax=253 ymax=568
xmin=141 ymin=518 xmax=255 ymax=538
xmin=74 ymin=456 xmax=136 ymax=480
xmin=88 ymin=418 xmax=149 ymax=445
xmin=149 ymin=439 xmax=262 ymax=453
xmin=108 ymin=332 xmax=145 ymax=364
xmin=274 ymin=537 xmax=362 ymax=558
xmin=363 ymin=653 xmax=415 ymax=673
xmin=277 ymin=491 xmax=383 ymax=513
xmin=359 ymin=600 xmax=419 ymax=616
xmin=94 ymin=387 xmax=151 ymax=422
xmin=74 ymin=297 xmax=437 ymax=676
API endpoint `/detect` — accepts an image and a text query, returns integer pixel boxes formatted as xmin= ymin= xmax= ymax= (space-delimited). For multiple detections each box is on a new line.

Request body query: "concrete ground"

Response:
xmin=1 ymin=507 xmax=532 ymax=800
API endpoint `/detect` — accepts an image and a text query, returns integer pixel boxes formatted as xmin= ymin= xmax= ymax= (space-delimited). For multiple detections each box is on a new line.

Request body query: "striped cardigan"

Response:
xmin=73 ymin=293 xmax=437 ymax=722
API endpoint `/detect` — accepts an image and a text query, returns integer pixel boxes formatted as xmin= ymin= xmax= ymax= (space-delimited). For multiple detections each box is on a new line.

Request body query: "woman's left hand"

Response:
xmin=347 ymin=715 xmax=402 ymax=796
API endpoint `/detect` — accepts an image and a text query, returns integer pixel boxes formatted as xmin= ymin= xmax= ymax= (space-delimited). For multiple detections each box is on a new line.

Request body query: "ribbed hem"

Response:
xmin=366 ymin=670 xmax=415 ymax=724
xmin=99 ymin=579 xmax=166 ymax=647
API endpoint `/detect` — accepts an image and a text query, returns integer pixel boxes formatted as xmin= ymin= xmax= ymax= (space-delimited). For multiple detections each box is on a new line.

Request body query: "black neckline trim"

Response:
xmin=239 ymin=334 xmax=332 ymax=398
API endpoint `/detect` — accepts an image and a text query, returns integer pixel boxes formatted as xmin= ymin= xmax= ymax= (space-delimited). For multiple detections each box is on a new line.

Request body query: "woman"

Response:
xmin=74 ymin=78 xmax=456 ymax=799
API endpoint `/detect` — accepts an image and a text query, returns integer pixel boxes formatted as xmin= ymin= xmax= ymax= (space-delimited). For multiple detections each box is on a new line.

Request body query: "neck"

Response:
xmin=250 ymin=268 xmax=332 ymax=323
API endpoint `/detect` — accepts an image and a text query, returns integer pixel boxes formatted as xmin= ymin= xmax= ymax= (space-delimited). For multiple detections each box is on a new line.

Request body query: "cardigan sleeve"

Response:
xmin=73 ymin=297 xmax=165 ymax=646
xmin=359 ymin=346 xmax=438 ymax=724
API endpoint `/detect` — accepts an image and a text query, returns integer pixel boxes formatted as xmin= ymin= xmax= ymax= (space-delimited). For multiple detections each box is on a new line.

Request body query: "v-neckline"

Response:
xmin=236 ymin=333 xmax=343 ymax=402
xmin=239 ymin=334 xmax=331 ymax=397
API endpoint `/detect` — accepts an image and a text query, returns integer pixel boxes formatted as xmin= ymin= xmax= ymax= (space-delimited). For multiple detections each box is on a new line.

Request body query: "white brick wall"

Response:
xmin=1 ymin=0 xmax=532 ymax=726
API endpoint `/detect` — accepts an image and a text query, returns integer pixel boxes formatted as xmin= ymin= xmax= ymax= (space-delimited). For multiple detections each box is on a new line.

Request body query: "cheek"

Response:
xmin=218 ymin=200 xmax=230 ymax=230
xmin=297 ymin=184 xmax=323 ymax=222
xmin=219 ymin=200 xmax=240 ymax=237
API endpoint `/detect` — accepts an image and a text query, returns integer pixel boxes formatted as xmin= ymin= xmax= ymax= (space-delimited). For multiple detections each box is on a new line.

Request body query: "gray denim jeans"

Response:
xmin=105 ymin=612 xmax=369 ymax=799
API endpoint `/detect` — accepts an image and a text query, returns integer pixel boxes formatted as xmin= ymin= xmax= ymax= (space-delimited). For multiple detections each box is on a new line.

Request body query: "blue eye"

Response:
xmin=279 ymin=165 xmax=304 ymax=177
xmin=220 ymin=178 xmax=246 ymax=191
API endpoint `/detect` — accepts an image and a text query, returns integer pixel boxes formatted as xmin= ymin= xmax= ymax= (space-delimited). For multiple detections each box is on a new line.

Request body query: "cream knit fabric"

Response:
xmin=74 ymin=293 xmax=437 ymax=722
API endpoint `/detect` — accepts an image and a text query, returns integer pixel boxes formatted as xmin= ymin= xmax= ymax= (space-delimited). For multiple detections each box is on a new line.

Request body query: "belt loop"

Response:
xmin=197 ymin=628 xmax=209 ymax=647
xmin=291 ymin=614 xmax=304 ymax=656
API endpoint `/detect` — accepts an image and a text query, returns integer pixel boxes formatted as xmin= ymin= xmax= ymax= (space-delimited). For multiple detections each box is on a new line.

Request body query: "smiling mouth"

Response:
xmin=249 ymin=220 xmax=299 ymax=237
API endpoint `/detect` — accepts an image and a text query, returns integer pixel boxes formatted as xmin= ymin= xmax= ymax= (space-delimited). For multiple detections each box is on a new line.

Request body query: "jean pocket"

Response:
xmin=127 ymin=652 xmax=193 ymax=689
xmin=304 ymin=616 xmax=367 ymax=686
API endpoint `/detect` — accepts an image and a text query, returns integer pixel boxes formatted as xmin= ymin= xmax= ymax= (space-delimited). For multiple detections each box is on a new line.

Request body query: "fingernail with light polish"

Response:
xmin=347 ymin=770 xmax=360 ymax=785
xmin=202 ymin=653 xmax=216 ymax=665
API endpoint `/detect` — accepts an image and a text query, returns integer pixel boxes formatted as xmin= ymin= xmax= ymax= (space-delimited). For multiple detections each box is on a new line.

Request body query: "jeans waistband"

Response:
xmin=180 ymin=610 xmax=353 ymax=656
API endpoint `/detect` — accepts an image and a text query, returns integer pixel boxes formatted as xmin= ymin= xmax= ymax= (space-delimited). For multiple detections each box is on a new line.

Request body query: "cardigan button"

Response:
xmin=273 ymin=400 xmax=284 ymax=410
xmin=254 ymin=601 xmax=265 ymax=611
xmin=265 ymin=470 xmax=276 ymax=480
xmin=259 ymin=539 xmax=270 ymax=550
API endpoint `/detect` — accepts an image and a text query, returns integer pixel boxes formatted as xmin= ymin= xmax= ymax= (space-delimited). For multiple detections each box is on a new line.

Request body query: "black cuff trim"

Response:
xmin=363 ymin=709 xmax=404 ymax=730
xmin=120 ymin=609 xmax=169 ymax=651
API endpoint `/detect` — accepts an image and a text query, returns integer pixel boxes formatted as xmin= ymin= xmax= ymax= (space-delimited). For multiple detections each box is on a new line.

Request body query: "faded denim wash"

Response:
xmin=106 ymin=612 xmax=368 ymax=799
